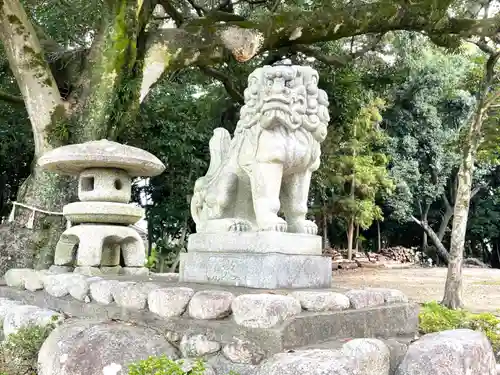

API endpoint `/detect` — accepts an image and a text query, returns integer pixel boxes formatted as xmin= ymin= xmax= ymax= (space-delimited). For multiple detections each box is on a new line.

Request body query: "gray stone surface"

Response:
xmin=4 ymin=305 xmax=62 ymax=337
xmin=89 ymin=279 xmax=119 ymax=305
xmin=38 ymin=320 xmax=178 ymax=375
xmin=0 ymin=286 xmax=418 ymax=358
xmin=346 ymin=289 xmax=386 ymax=309
xmin=289 ymin=291 xmax=350 ymax=312
xmin=208 ymin=354 xmax=259 ymax=375
xmin=44 ymin=273 xmax=87 ymax=298
xmin=74 ymin=266 xmax=103 ymax=276
xmin=38 ymin=139 xmax=166 ymax=177
xmin=121 ymin=267 xmax=150 ymax=276
xmin=48 ymin=265 xmax=74 ymax=274
xmin=232 ymin=294 xmax=302 ymax=328
xmin=180 ymin=252 xmax=332 ymax=289
xmin=188 ymin=232 xmax=322 ymax=255
xmin=177 ymin=358 xmax=216 ymax=375
xmin=188 ymin=290 xmax=234 ymax=320
xmin=258 ymin=338 xmax=390 ymax=375
xmin=0 ymin=298 xmax=23 ymax=324
xmin=112 ymin=281 xmax=159 ymax=310
xmin=148 ymin=287 xmax=194 ymax=318
xmin=4 ymin=268 xmax=35 ymax=288
xmin=24 ymin=270 xmax=48 ymax=291
xmin=180 ymin=334 xmax=221 ymax=357
xmin=69 ymin=276 xmax=102 ymax=301
xmin=365 ymin=288 xmax=409 ymax=304
xmin=396 ymin=329 xmax=496 ymax=375
xmin=154 ymin=273 xmax=180 ymax=281
xmin=222 ymin=339 xmax=265 ymax=365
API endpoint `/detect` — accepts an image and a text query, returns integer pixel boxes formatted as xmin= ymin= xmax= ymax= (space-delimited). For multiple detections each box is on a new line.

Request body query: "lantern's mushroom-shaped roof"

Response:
xmin=38 ymin=140 xmax=165 ymax=177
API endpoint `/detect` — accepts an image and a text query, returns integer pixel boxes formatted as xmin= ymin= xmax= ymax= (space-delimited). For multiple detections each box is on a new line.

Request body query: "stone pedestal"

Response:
xmin=180 ymin=232 xmax=332 ymax=289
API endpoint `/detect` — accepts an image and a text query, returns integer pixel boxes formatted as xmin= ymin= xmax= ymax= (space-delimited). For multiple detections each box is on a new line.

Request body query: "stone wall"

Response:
xmin=0 ymin=268 xmax=498 ymax=375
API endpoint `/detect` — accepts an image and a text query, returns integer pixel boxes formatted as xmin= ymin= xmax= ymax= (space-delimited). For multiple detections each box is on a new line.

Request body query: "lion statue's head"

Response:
xmin=236 ymin=64 xmax=330 ymax=143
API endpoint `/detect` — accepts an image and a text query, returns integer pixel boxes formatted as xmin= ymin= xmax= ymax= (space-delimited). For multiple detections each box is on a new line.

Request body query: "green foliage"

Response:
xmin=128 ymin=356 xmax=239 ymax=375
xmin=0 ymin=321 xmax=57 ymax=375
xmin=383 ymin=39 xmax=476 ymax=223
xmin=419 ymin=301 xmax=500 ymax=353
xmin=145 ymin=245 xmax=158 ymax=269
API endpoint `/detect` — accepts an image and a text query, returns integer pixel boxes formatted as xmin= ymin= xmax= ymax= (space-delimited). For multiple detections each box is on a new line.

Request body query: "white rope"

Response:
xmin=7 ymin=201 xmax=70 ymax=229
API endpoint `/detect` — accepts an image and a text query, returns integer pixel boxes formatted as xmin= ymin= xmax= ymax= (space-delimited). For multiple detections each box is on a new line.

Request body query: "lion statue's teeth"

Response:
xmin=191 ymin=64 xmax=330 ymax=235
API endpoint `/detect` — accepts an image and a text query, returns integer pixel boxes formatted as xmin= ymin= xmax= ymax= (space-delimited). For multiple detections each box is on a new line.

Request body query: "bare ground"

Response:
xmin=334 ymin=267 xmax=500 ymax=313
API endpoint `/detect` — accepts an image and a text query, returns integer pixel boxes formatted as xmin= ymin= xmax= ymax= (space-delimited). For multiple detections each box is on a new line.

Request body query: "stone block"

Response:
xmin=345 ymin=289 xmax=386 ymax=309
xmin=232 ymin=294 xmax=302 ymax=328
xmin=180 ymin=334 xmax=221 ymax=357
xmin=180 ymin=252 xmax=332 ymax=289
xmin=4 ymin=268 xmax=35 ymax=289
xmin=188 ymin=232 xmax=322 ymax=255
xmin=289 ymin=291 xmax=350 ymax=312
xmin=148 ymin=287 xmax=194 ymax=318
xmin=365 ymin=288 xmax=409 ymax=304
xmin=222 ymin=339 xmax=265 ymax=365
xmin=90 ymin=279 xmax=119 ymax=305
xmin=188 ymin=290 xmax=234 ymax=320
xmin=112 ymin=282 xmax=159 ymax=310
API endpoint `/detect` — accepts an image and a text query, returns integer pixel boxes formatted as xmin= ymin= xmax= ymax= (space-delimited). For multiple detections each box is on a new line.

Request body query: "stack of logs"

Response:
xmin=324 ymin=246 xmax=418 ymax=270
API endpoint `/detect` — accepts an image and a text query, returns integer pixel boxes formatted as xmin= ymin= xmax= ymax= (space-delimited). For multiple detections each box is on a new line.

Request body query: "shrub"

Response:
xmin=419 ymin=301 xmax=500 ymax=353
xmin=0 ymin=318 xmax=58 ymax=375
xmin=128 ymin=356 xmax=239 ymax=375
xmin=129 ymin=357 xmax=206 ymax=375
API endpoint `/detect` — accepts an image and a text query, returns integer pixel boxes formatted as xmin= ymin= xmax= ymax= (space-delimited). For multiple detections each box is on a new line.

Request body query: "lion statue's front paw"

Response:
xmin=288 ymin=219 xmax=318 ymax=235
xmin=258 ymin=217 xmax=288 ymax=232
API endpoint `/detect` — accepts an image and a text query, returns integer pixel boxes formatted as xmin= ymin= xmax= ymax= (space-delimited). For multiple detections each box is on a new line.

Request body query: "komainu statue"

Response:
xmin=191 ymin=63 xmax=330 ymax=235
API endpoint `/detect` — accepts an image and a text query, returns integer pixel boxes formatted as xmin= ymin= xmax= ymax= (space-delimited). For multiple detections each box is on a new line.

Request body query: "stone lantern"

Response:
xmin=38 ymin=140 xmax=165 ymax=275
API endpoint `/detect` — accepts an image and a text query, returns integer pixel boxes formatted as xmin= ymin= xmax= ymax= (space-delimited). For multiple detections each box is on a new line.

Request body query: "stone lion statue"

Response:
xmin=191 ymin=63 xmax=330 ymax=234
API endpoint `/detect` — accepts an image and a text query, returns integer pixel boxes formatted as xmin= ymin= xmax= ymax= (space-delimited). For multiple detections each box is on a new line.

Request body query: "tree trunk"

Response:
xmin=322 ymin=209 xmax=330 ymax=249
xmin=377 ymin=220 xmax=381 ymax=252
xmin=437 ymin=193 xmax=454 ymax=242
xmin=0 ymin=0 xmax=157 ymax=273
xmin=355 ymin=224 xmax=360 ymax=252
xmin=411 ymin=215 xmax=450 ymax=264
xmin=442 ymin=52 xmax=499 ymax=309
xmin=347 ymin=218 xmax=354 ymax=260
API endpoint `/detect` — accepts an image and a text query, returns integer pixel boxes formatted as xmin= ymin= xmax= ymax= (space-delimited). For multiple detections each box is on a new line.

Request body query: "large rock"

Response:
xmin=396 ymin=329 xmax=496 ymax=375
xmin=148 ymin=287 xmax=194 ymax=318
xmin=345 ymin=289 xmax=386 ymax=309
xmin=112 ymin=281 xmax=160 ymax=310
xmin=289 ymin=291 xmax=350 ymax=312
xmin=180 ymin=334 xmax=221 ymax=357
xmin=3 ymin=305 xmax=63 ymax=337
xmin=38 ymin=320 xmax=179 ymax=375
xmin=68 ymin=276 xmax=102 ymax=301
xmin=4 ymin=268 xmax=37 ymax=289
xmin=222 ymin=339 xmax=265 ymax=365
xmin=44 ymin=273 xmax=88 ymax=298
xmin=0 ymin=298 xmax=24 ymax=323
xmin=365 ymin=288 xmax=409 ymax=304
xmin=258 ymin=338 xmax=390 ymax=375
xmin=232 ymin=294 xmax=301 ymax=328
xmin=188 ymin=290 xmax=234 ymax=319
xmin=90 ymin=279 xmax=119 ymax=305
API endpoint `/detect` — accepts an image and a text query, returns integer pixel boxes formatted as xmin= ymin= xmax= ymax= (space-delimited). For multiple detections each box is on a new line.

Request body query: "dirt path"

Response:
xmin=334 ymin=267 xmax=500 ymax=313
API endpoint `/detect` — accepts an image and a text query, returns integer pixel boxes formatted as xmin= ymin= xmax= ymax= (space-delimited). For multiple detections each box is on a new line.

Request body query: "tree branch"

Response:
xmin=159 ymin=0 xmax=184 ymax=26
xmin=0 ymin=89 xmax=24 ymax=105
xmin=411 ymin=215 xmax=450 ymax=263
xmin=0 ymin=0 xmax=64 ymax=157
xmin=198 ymin=64 xmax=244 ymax=104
